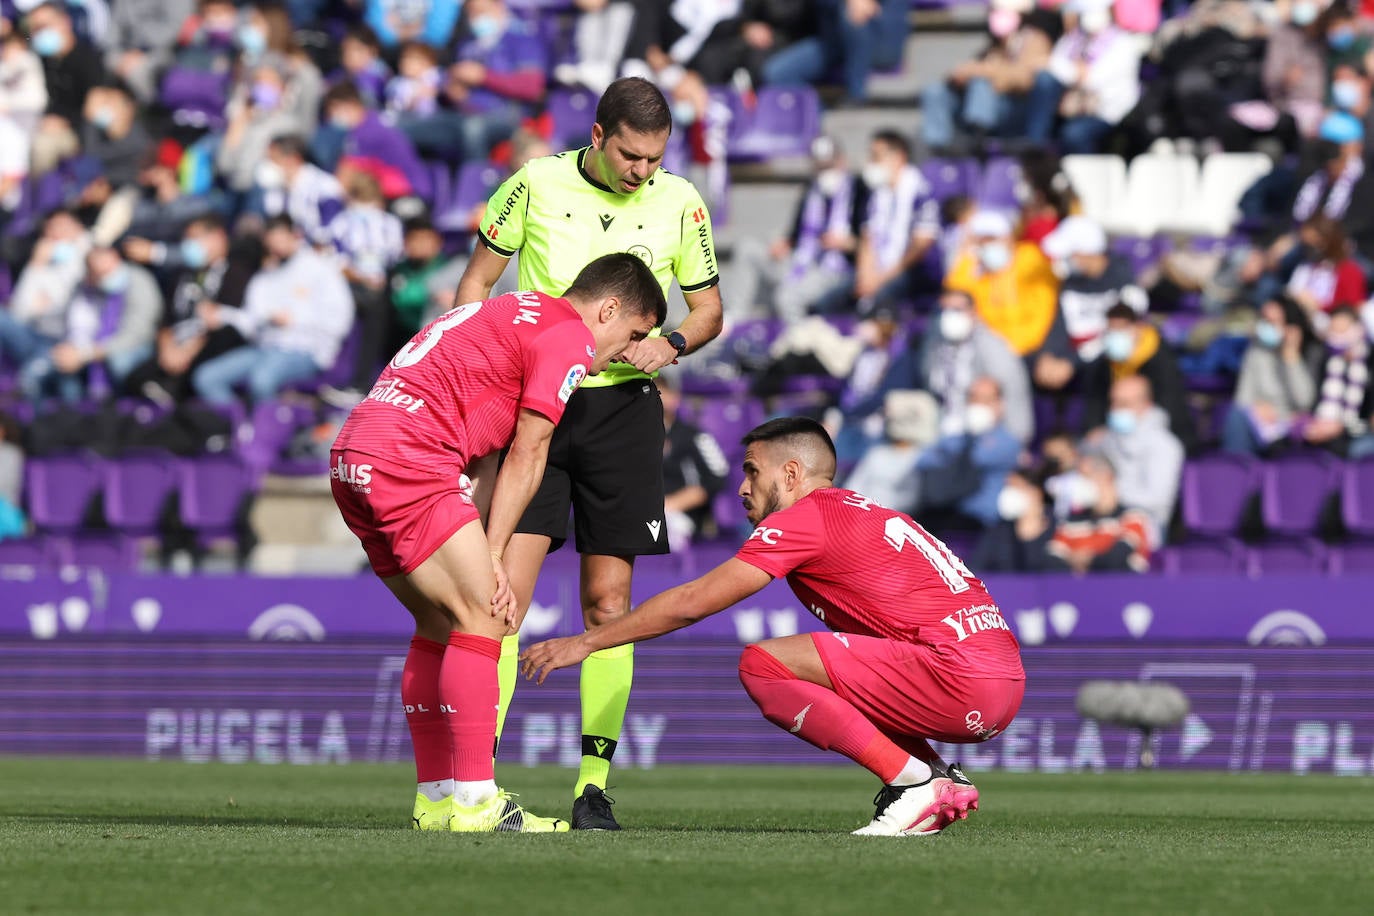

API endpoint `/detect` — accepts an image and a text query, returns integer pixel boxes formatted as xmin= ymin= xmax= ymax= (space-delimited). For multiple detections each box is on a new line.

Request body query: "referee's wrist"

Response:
xmin=666 ymin=330 xmax=689 ymax=357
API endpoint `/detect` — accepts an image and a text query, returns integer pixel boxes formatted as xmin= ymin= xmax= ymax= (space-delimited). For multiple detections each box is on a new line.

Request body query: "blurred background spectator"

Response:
xmin=659 ymin=372 xmax=731 ymax=547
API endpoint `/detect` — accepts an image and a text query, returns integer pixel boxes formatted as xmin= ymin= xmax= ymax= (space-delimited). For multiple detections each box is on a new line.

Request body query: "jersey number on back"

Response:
xmin=883 ymin=517 xmax=972 ymax=594
xmin=390 ymin=301 xmax=482 ymax=369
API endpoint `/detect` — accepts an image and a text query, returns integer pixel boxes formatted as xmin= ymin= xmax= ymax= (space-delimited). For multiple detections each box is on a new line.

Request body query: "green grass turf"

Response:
xmin=1 ymin=760 xmax=1372 ymax=916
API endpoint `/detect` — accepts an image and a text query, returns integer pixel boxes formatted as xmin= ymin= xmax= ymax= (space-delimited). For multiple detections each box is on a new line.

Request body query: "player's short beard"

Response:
xmin=749 ymin=482 xmax=782 ymax=524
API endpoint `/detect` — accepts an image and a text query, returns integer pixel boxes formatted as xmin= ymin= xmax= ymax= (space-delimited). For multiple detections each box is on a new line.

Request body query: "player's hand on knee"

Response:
xmin=519 ymin=637 xmax=591 ymax=685
xmin=489 ymin=553 xmax=519 ymax=626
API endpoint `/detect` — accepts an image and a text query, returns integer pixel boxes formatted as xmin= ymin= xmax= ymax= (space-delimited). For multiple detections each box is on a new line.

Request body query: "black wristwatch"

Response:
xmin=666 ymin=330 xmax=689 ymax=357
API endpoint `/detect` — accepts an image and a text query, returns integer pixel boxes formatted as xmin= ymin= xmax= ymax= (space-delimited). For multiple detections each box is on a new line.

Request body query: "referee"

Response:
xmin=455 ymin=77 xmax=724 ymax=830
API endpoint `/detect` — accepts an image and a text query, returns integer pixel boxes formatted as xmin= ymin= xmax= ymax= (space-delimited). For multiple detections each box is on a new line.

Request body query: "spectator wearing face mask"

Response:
xmin=944 ymin=209 xmax=1059 ymax=359
xmin=19 ymin=246 xmax=161 ymax=404
xmin=1222 ymin=296 xmax=1322 ymax=455
xmin=973 ymin=467 xmax=1062 ymax=573
xmin=103 ymin=0 xmax=195 ymax=104
xmin=0 ymin=210 xmax=90 ymax=372
xmin=842 ymin=389 xmax=939 ymax=514
xmin=364 ymin=0 xmax=463 ymax=50
xmin=1032 ymin=215 xmax=1146 ymax=393
xmin=908 ymin=289 xmax=1035 ymax=445
xmin=1281 ymin=214 xmax=1368 ymax=315
xmin=731 ymin=136 xmax=864 ymax=321
xmin=79 ymin=82 xmax=150 ymax=190
xmin=1302 ymin=304 xmax=1370 ymax=453
xmin=1025 ymin=0 xmax=1144 ymax=154
xmin=1221 ymin=0 xmax=1327 ymax=150
xmin=122 ymin=215 xmax=259 ymax=404
xmin=910 ymin=375 xmax=1022 ymax=528
xmin=829 ymin=308 xmax=908 ymax=463
xmin=251 ymin=134 xmax=346 ymax=247
xmin=920 ymin=0 xmax=1058 ymax=154
xmin=217 ymin=62 xmax=307 ymax=193
xmin=0 ymin=15 xmax=46 ymax=211
xmin=658 ymin=372 xmax=731 ymax=546
xmin=1088 ymin=375 xmax=1184 ymax=550
xmin=849 ymin=129 xmax=941 ymax=316
xmin=1082 ymin=303 xmax=1197 ymax=451
xmin=318 ymin=81 xmax=431 ymax=202
xmin=1046 ymin=453 xmax=1154 ymax=573
xmin=1288 ymin=112 xmax=1374 ymax=261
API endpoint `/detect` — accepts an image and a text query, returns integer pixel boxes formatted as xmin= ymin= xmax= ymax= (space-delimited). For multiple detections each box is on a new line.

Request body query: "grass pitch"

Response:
xmin=1 ymin=759 xmax=1371 ymax=915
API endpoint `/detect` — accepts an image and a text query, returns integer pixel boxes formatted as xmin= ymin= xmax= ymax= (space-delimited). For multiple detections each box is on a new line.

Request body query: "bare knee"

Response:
xmin=582 ymin=589 xmax=630 ymax=628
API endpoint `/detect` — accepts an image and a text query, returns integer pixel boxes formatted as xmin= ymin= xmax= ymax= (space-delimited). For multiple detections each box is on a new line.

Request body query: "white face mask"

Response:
xmin=965 ymin=403 xmax=997 ymax=436
xmin=816 ymin=168 xmax=846 ymax=197
xmin=979 ymin=241 xmax=1012 ymax=273
xmin=1079 ymin=9 xmax=1111 ymax=34
xmin=255 ymin=160 xmax=286 ymax=190
xmin=939 ymin=309 xmax=974 ymax=343
xmin=1065 ymin=472 xmax=1100 ymax=510
xmin=997 ymin=486 xmax=1031 ymax=521
xmin=862 ymin=162 xmax=891 ymax=189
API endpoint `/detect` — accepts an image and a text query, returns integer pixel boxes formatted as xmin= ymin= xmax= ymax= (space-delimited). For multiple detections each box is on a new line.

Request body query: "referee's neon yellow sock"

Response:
xmin=493 ymin=634 xmax=520 ymax=762
xmin=576 ymin=644 xmax=634 ymax=797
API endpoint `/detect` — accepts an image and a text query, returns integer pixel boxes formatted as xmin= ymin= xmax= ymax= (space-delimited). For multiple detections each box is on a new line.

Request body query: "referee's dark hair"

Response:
xmin=565 ymin=253 xmax=668 ymax=327
xmin=741 ymin=417 xmax=838 ymax=461
xmin=596 ymin=77 xmax=672 ymax=139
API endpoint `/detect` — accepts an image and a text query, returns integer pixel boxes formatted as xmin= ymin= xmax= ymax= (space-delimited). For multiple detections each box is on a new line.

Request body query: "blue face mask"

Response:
xmin=1333 ymin=79 xmax=1363 ymax=111
xmin=671 ymin=99 xmax=697 ymax=127
xmin=1329 ymin=28 xmax=1357 ymax=51
xmin=50 ymin=241 xmax=78 ymax=265
xmin=1292 ymin=0 xmax=1318 ymax=26
xmin=99 ymin=267 xmax=130 ymax=295
xmin=90 ymin=106 xmax=115 ymax=130
xmin=329 ymin=113 xmax=353 ymax=131
xmin=31 ymin=28 xmax=64 ymax=58
xmin=1103 ymin=329 xmax=1135 ymax=362
xmin=470 ymin=15 xmax=502 ymax=41
xmin=180 ymin=238 xmax=209 ymax=269
xmin=979 ymin=242 xmax=1011 ymax=273
xmin=1107 ymin=408 xmax=1137 ymax=436
xmin=237 ymin=25 xmax=267 ymax=56
xmin=1255 ymin=320 xmax=1283 ymax=349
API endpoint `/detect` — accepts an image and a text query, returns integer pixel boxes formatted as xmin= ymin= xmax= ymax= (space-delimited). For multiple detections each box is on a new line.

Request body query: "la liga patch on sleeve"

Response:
xmin=558 ymin=364 xmax=588 ymax=403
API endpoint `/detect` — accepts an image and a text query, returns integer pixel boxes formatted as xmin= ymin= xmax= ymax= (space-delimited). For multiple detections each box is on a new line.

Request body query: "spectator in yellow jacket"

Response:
xmin=945 ymin=210 xmax=1059 ymax=357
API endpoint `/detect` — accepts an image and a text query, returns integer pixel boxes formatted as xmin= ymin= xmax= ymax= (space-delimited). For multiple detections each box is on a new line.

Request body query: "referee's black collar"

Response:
xmin=577 ymin=147 xmax=616 ymax=194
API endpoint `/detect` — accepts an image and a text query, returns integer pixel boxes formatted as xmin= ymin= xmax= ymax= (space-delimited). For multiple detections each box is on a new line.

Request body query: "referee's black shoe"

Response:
xmin=571 ymin=785 xmax=621 ymax=831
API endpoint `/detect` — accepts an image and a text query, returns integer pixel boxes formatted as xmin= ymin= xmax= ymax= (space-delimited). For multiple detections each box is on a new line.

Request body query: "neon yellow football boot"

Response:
xmin=411 ymin=792 xmax=453 ymax=831
xmin=450 ymin=790 xmax=570 ymax=833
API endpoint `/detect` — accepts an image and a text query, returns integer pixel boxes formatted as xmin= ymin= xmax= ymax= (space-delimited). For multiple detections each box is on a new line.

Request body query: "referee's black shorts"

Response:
xmin=516 ymin=379 xmax=669 ymax=556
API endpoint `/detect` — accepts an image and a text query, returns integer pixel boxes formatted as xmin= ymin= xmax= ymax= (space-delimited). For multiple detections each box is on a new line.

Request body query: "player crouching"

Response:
xmin=520 ymin=418 xmax=1024 ymax=836
xmin=330 ymin=254 xmax=665 ymax=832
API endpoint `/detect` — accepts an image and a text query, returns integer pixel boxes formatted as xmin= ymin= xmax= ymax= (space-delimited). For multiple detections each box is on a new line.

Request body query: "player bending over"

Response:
xmin=520 ymin=418 xmax=1025 ymax=837
xmin=331 ymin=253 xmax=666 ymax=833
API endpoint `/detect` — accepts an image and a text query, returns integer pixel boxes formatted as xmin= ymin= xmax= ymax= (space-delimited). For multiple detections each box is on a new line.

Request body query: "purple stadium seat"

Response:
xmin=102 ymin=451 xmax=177 ymax=534
xmin=1032 ymin=395 xmax=1086 ymax=443
xmin=678 ymin=374 xmax=750 ymax=397
xmin=1111 ymin=236 xmax=1168 ymax=277
xmin=1340 ymin=457 xmax=1374 ymax=537
xmin=920 ymin=158 xmax=979 ymax=202
xmin=158 ymin=66 xmax=230 ymax=130
xmin=976 ymin=157 xmax=1023 ymax=210
xmin=1327 ymin=541 xmax=1374 ymax=574
xmin=54 ymin=533 xmax=140 ymax=571
xmin=712 ymin=487 xmax=751 ymax=540
xmin=24 ymin=454 xmax=101 ymax=533
xmin=692 ymin=399 xmax=767 ymax=459
xmin=1156 ymin=539 xmax=1244 ymax=575
xmin=1246 ymin=540 xmax=1328 ymax=575
xmin=437 ymin=163 xmax=505 ymax=233
xmin=547 ymin=88 xmax=598 ymax=148
xmin=239 ymin=400 xmax=315 ymax=476
xmin=0 ymin=537 xmax=59 ymax=571
xmin=729 ymin=87 xmax=822 ymax=161
xmin=1261 ymin=452 xmax=1340 ymax=537
xmin=425 ymin=160 xmax=452 ymax=211
xmin=177 ymin=454 xmax=253 ymax=537
xmin=1182 ymin=454 xmax=1259 ymax=538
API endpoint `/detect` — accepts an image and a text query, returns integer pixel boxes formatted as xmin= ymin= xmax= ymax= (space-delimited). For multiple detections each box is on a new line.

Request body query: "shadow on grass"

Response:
xmin=1 ymin=812 xmax=401 ymax=831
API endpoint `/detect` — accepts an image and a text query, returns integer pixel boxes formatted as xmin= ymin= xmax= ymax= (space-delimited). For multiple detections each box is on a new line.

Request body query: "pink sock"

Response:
xmin=442 ymin=632 xmax=502 ymax=782
xmin=402 ymin=636 xmax=451 ymax=783
xmin=738 ymin=644 xmax=909 ymax=784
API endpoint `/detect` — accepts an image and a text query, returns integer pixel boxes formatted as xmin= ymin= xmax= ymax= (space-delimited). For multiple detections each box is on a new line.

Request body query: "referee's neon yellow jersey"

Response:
xmin=476 ymin=147 xmax=720 ymax=389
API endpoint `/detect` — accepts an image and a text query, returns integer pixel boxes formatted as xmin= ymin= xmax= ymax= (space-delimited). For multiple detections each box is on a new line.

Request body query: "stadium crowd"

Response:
xmin=2 ymin=0 xmax=1374 ymax=575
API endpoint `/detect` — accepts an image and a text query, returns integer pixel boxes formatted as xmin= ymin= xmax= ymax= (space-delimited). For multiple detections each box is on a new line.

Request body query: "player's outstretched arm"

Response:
xmin=520 ymin=558 xmax=771 ymax=684
xmin=484 ymin=409 xmax=556 ymax=622
xmin=455 ymin=243 xmax=511 ymax=306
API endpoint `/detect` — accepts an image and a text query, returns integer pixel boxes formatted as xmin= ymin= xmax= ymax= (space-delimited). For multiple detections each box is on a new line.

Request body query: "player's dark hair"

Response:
xmin=741 ymin=417 xmax=837 ymax=459
xmin=595 ymin=77 xmax=672 ymax=139
xmin=565 ymin=253 xmax=667 ymax=327
xmin=872 ymin=129 xmax=912 ymax=161
xmin=268 ymin=134 xmax=309 ymax=161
